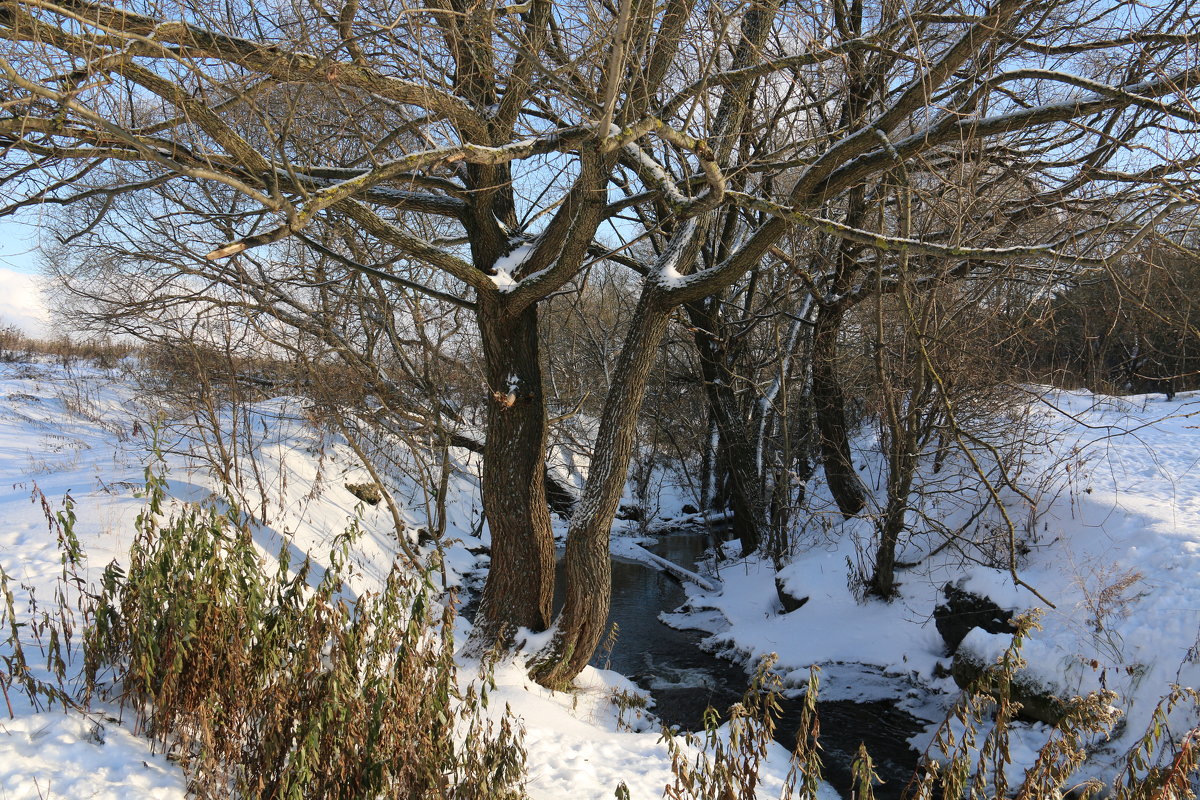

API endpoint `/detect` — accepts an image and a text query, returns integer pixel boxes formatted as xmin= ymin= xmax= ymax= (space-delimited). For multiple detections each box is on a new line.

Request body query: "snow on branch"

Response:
xmin=653 ymin=218 xmax=702 ymax=288
xmin=205 ymin=128 xmax=590 ymax=261
xmin=602 ymin=118 xmax=725 ymax=217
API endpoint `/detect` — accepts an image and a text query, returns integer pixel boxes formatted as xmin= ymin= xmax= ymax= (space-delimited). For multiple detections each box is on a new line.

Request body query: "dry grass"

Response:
xmin=4 ymin=457 xmax=527 ymax=800
xmin=0 ymin=322 xmax=133 ymax=367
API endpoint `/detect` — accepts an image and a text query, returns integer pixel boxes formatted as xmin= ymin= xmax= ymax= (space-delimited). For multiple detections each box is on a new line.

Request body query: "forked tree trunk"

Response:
xmin=472 ymin=299 xmax=556 ymax=642
xmin=873 ymin=393 xmax=926 ymax=599
xmin=812 ymin=303 xmax=867 ymax=517
xmin=530 ymin=291 xmax=673 ymax=688
xmin=869 ymin=358 xmax=938 ymax=598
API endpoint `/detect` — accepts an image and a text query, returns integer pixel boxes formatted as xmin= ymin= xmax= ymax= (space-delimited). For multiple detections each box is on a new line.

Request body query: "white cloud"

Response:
xmin=0 ymin=268 xmax=49 ymax=337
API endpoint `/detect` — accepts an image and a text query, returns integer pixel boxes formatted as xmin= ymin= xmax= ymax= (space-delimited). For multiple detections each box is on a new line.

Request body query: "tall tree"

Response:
xmin=2 ymin=0 xmax=1198 ymax=687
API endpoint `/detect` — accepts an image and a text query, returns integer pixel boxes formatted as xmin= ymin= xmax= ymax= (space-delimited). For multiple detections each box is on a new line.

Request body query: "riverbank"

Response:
xmin=658 ymin=388 xmax=1200 ymax=789
xmin=602 ymin=530 xmax=930 ymax=799
xmin=0 ymin=360 xmax=836 ymax=799
xmin=4 ymin=360 xmax=1199 ymax=797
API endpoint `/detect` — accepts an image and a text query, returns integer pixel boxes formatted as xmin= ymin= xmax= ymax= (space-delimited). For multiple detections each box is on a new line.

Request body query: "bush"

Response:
xmin=4 ymin=460 xmax=526 ymax=799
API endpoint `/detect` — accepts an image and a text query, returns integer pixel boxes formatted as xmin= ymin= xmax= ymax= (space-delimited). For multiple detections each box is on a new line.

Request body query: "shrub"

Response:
xmin=5 ymin=459 xmax=526 ymax=799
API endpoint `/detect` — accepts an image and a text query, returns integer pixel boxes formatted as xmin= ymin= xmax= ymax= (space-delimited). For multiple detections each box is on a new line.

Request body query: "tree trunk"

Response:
xmin=868 ymin=502 xmax=904 ymax=599
xmin=530 ymin=292 xmax=673 ymax=689
xmin=704 ymin=370 xmax=765 ymax=557
xmin=685 ymin=300 xmax=767 ymax=556
xmin=812 ymin=303 xmax=867 ymax=517
xmin=472 ymin=299 xmax=556 ymax=643
xmin=867 ymin=447 xmax=917 ymax=599
xmin=700 ymin=413 xmax=718 ymax=511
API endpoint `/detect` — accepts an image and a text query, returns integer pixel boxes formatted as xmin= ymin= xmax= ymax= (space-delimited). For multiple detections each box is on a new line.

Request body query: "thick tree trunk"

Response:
xmin=472 ymin=299 xmax=556 ymax=642
xmin=812 ymin=303 xmax=867 ymax=517
xmin=530 ymin=292 xmax=673 ymax=689
xmin=446 ymin=431 xmax=576 ymax=516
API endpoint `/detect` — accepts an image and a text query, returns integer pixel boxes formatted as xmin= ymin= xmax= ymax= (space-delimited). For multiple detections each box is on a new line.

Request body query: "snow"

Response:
xmin=489 ymin=269 xmax=520 ymax=291
xmin=498 ymin=656 xmax=838 ymax=800
xmin=652 ymin=218 xmax=699 ymax=288
xmin=669 ymin=386 xmax=1200 ymax=784
xmin=659 ymin=261 xmax=687 ymax=286
xmin=623 ymin=142 xmax=687 ymax=213
xmin=0 ymin=359 xmax=821 ymax=799
xmin=490 ymin=242 xmax=537 ymax=292
xmin=5 ymin=356 xmax=1200 ymax=795
xmin=0 ymin=712 xmax=187 ymax=800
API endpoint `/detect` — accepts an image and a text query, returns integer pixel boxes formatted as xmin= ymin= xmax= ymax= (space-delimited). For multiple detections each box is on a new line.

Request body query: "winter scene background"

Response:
xmin=2 ymin=0 xmax=1200 ymax=797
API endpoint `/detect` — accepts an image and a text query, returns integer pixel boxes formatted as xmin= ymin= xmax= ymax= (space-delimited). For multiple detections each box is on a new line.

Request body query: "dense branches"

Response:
xmin=2 ymin=0 xmax=1198 ymax=686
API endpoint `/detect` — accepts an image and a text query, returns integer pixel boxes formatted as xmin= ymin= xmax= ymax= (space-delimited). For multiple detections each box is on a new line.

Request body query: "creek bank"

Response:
xmin=589 ymin=531 xmax=930 ymax=800
xmin=932 ymin=582 xmax=1069 ymax=726
xmin=462 ymin=528 xmax=933 ymax=798
xmin=933 ymin=582 xmax=1016 ymax=653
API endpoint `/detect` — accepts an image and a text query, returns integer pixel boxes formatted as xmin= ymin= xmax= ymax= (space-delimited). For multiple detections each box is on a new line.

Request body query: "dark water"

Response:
xmin=463 ymin=533 xmax=925 ymax=798
xmin=562 ymin=533 xmax=926 ymax=800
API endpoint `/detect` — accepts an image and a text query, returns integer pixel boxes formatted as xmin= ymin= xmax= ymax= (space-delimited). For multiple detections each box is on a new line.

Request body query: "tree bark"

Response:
xmin=472 ymin=298 xmax=556 ymax=642
xmin=812 ymin=302 xmax=867 ymax=517
xmin=445 ymin=431 xmax=576 ymax=516
xmin=530 ymin=291 xmax=673 ymax=688
xmin=867 ymin=450 xmax=916 ymax=598
xmin=685 ymin=298 xmax=767 ymax=555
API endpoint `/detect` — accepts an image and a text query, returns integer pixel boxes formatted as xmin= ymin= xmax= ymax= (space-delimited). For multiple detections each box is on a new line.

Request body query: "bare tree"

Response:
xmin=2 ymin=0 xmax=1198 ymax=688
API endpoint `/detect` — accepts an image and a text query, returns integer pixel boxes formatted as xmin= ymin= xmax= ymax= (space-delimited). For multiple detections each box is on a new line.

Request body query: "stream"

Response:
xmin=566 ymin=531 xmax=927 ymax=800
xmin=463 ymin=530 xmax=927 ymax=798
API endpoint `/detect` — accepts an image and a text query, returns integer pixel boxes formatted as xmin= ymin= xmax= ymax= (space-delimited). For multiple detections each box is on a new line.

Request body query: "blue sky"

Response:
xmin=0 ymin=217 xmax=41 ymax=275
xmin=0 ymin=216 xmax=48 ymax=335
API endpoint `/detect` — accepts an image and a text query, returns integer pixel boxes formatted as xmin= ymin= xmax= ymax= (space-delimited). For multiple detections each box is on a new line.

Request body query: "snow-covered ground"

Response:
xmin=3 ymin=358 xmax=1198 ymax=797
xmin=0 ymin=359 xmax=825 ymax=800
xmin=672 ymin=387 xmax=1200 ymax=784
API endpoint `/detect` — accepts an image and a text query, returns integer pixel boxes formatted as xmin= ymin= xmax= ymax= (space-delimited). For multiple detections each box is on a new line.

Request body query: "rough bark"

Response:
xmin=867 ymin=453 xmax=916 ymax=598
xmin=473 ymin=298 xmax=556 ymax=641
xmin=446 ymin=431 xmax=575 ymax=515
xmin=812 ymin=302 xmax=867 ymax=517
xmin=530 ymin=291 xmax=673 ymax=688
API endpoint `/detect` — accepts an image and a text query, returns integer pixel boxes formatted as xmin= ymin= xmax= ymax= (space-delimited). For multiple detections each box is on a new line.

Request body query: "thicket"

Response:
xmin=1022 ymin=249 xmax=1200 ymax=395
xmin=14 ymin=230 xmax=1200 ymax=608
xmin=1 ymin=456 xmax=526 ymax=799
xmin=1 ymin=349 xmax=1199 ymax=798
xmin=7 ymin=468 xmax=1200 ymax=798
xmin=21 ymin=239 xmax=1199 ymax=605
